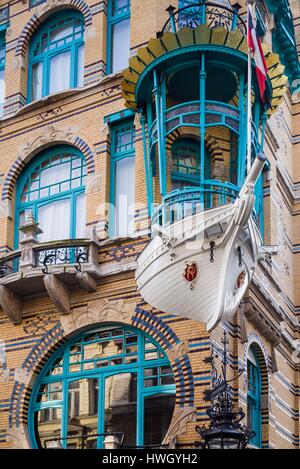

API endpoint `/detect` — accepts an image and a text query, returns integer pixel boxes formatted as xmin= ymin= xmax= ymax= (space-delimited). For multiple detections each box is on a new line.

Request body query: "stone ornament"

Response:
xmin=60 ymin=299 xmax=136 ymax=335
xmin=85 ymin=173 xmax=101 ymax=194
xmin=162 ymin=406 xmax=197 ymax=445
xmin=18 ymin=125 xmax=80 ymax=162
xmin=168 ymin=340 xmax=189 ymax=362
xmin=0 ymin=199 xmax=12 ymax=218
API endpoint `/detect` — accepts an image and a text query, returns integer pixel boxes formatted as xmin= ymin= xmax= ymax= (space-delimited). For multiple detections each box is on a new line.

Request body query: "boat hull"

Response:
xmin=136 ymin=206 xmax=261 ymax=330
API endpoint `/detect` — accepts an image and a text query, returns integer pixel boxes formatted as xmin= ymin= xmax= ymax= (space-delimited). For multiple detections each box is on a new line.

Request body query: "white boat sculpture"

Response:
xmin=136 ymin=154 xmax=270 ymax=330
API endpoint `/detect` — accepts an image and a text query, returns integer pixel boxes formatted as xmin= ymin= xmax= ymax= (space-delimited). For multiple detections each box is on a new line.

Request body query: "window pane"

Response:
xmin=67 ymin=378 xmax=98 ymax=449
xmin=49 ymin=51 xmax=71 ymax=94
xmin=144 ymin=394 xmax=175 ymax=445
xmin=104 ymin=372 xmax=137 ymax=447
xmin=50 ymin=23 xmax=73 ymax=43
xmin=40 ymin=161 xmax=70 ymax=188
xmin=38 ymin=198 xmax=71 ymax=242
xmin=112 ymin=19 xmax=130 ymax=73
xmin=77 ymin=44 xmax=84 ymax=87
xmin=76 ymin=193 xmax=86 ymax=238
xmin=31 ymin=62 xmax=43 ymax=101
xmin=35 ymin=407 xmax=62 ymax=449
xmin=115 ymin=156 xmax=135 ymax=237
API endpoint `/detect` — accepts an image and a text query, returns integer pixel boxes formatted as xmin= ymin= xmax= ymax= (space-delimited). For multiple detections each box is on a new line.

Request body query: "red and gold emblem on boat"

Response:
xmin=236 ymin=271 xmax=246 ymax=289
xmin=183 ymin=261 xmax=198 ymax=289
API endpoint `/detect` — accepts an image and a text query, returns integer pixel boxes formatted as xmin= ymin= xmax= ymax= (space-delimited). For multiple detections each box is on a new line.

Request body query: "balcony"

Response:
xmin=160 ymin=2 xmax=247 ymax=36
xmin=0 ymin=236 xmax=101 ymax=324
xmin=151 ymin=183 xmax=239 ymax=226
xmin=149 ymin=100 xmax=258 ymax=151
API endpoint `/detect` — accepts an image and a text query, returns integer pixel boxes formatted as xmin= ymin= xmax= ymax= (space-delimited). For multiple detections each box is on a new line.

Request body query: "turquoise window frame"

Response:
xmin=247 ymin=352 xmax=262 ymax=448
xmin=106 ymin=0 xmax=130 ymax=74
xmin=109 ymin=118 xmax=136 ymax=238
xmin=254 ymin=173 xmax=264 ymax=237
xmin=0 ymin=32 xmax=5 ymax=70
xmin=28 ymin=324 xmax=176 ymax=449
xmin=27 ymin=11 xmax=84 ymax=103
xmin=14 ymin=145 xmax=87 ymax=248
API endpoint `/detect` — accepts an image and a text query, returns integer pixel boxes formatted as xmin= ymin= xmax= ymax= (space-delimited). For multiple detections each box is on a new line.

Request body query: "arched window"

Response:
xmin=29 ymin=325 xmax=176 ymax=448
xmin=15 ymin=146 xmax=87 ymax=245
xmin=247 ymin=347 xmax=262 ymax=447
xmin=28 ymin=11 xmax=84 ymax=102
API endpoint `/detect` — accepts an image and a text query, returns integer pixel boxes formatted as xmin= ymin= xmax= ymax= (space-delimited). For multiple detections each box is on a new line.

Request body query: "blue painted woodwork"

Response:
xmin=106 ymin=0 xmax=130 ymax=74
xmin=108 ymin=118 xmax=136 ymax=237
xmin=28 ymin=11 xmax=84 ymax=102
xmin=28 ymin=324 xmax=176 ymax=448
xmin=15 ymin=145 xmax=87 ymax=247
xmin=247 ymin=349 xmax=262 ymax=448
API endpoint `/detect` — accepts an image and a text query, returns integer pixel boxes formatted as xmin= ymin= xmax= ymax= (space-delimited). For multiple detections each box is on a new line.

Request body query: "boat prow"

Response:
xmin=135 ymin=155 xmax=269 ymax=330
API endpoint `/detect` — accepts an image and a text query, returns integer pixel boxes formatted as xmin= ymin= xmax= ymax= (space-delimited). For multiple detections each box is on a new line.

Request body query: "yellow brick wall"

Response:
xmin=0 ymin=0 xmax=298 ymax=451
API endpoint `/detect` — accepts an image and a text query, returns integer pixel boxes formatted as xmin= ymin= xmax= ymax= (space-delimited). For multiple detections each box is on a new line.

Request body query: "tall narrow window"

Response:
xmin=16 ymin=146 xmax=87 ymax=246
xmin=110 ymin=119 xmax=135 ymax=238
xmin=108 ymin=0 xmax=130 ymax=73
xmin=0 ymin=33 xmax=6 ymax=117
xmin=247 ymin=347 xmax=262 ymax=447
xmin=28 ymin=12 xmax=84 ymax=102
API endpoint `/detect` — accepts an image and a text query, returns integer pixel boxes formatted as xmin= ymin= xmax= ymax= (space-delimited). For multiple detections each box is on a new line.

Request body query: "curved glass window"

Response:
xmin=29 ymin=325 xmax=176 ymax=449
xmin=171 ymin=138 xmax=204 ymax=191
xmin=16 ymin=146 xmax=87 ymax=245
xmin=28 ymin=12 xmax=84 ymax=102
xmin=247 ymin=347 xmax=262 ymax=447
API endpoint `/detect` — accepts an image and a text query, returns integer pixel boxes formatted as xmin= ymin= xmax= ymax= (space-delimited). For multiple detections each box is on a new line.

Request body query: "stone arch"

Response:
xmin=7 ymin=300 xmax=196 ymax=448
xmin=165 ymin=127 xmax=225 ymax=178
xmin=244 ymin=334 xmax=270 ymax=448
xmin=1 ymin=125 xmax=96 ymax=202
xmin=15 ymin=0 xmax=92 ymax=58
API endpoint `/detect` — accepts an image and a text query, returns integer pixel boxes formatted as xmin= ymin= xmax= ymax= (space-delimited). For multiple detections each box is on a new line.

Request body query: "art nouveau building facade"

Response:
xmin=0 ymin=0 xmax=298 ymax=450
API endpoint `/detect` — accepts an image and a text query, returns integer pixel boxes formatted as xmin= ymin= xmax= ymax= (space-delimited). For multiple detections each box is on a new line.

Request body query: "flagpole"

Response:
xmin=246 ymin=0 xmax=253 ymax=174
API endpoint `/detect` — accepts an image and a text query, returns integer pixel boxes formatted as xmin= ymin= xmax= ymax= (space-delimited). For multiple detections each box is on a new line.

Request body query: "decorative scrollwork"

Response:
xmin=35 ymin=245 xmax=89 ymax=273
xmin=161 ymin=2 xmax=246 ymax=36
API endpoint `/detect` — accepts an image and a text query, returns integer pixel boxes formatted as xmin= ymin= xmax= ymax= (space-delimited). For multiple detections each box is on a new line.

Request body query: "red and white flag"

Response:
xmin=247 ymin=4 xmax=268 ymax=103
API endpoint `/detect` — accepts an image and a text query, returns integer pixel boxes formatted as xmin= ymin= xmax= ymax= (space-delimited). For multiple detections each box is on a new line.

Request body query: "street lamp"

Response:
xmin=196 ymin=330 xmax=255 ymax=449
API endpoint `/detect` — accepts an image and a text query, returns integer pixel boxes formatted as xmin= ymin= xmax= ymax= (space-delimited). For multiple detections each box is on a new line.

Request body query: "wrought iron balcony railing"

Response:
xmin=0 ymin=240 xmax=93 ymax=279
xmin=34 ymin=242 xmax=89 ymax=274
xmin=152 ymin=183 xmax=239 ymax=226
xmin=0 ymin=252 xmax=21 ymax=278
xmin=160 ymin=1 xmax=246 ymax=36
